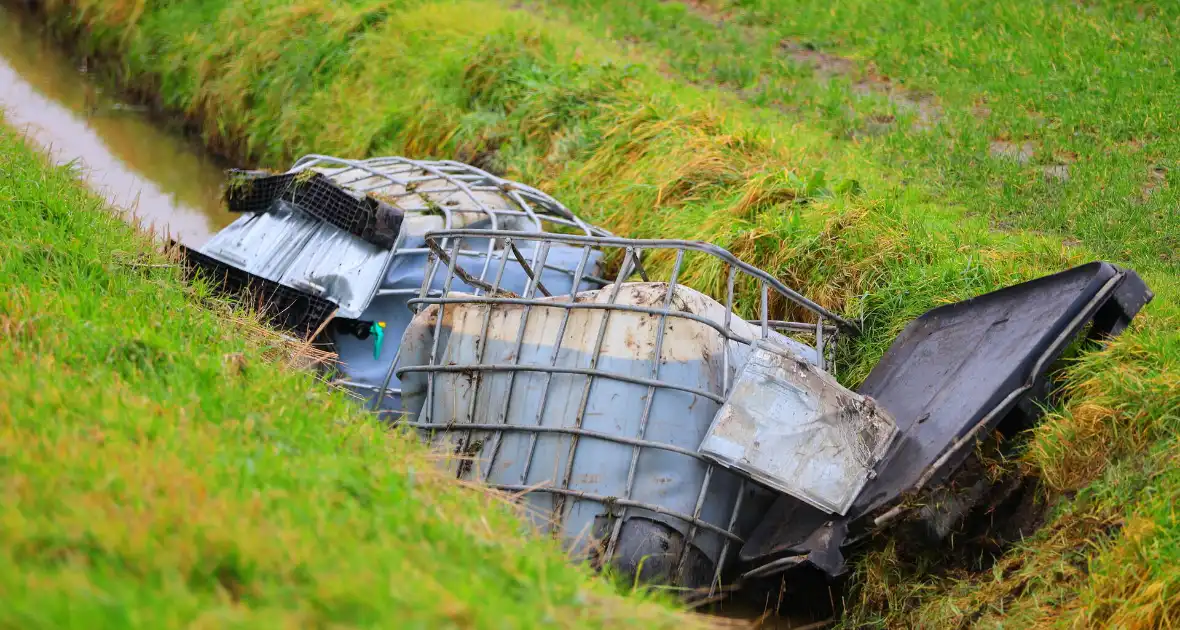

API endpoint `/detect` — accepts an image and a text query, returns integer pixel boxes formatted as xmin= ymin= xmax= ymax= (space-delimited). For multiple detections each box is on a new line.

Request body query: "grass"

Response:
xmin=0 ymin=120 xmax=704 ymax=628
xmin=22 ymin=0 xmax=1180 ymax=625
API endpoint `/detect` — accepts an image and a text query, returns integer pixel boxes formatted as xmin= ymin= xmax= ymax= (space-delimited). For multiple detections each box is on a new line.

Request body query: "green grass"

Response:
xmin=25 ymin=0 xmax=1180 ymax=625
xmin=0 ymin=121 xmax=701 ymax=628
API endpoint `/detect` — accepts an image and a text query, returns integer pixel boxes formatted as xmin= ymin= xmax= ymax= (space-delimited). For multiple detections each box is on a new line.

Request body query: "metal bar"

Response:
xmin=631 ymin=253 xmax=650 ymax=282
xmin=815 ymin=317 xmax=826 ymax=372
xmin=740 ymin=555 xmax=805 ymax=581
xmin=675 ymin=465 xmax=714 ymax=583
xmin=403 ymin=421 xmax=716 ymax=461
xmin=502 ymin=187 xmax=555 ymax=234
xmin=453 ymin=240 xmax=515 ymax=479
xmin=378 ymin=246 xmax=606 ymax=288
xmin=603 ymin=249 xmax=685 ymax=565
xmin=424 ymin=239 xmax=508 ymax=297
xmin=723 ymin=265 xmax=736 ymax=393
xmin=508 ymin=240 xmax=553 ymax=298
xmin=376 ymin=287 xmax=444 ymax=297
xmin=422 ymin=230 xmax=856 ymax=331
xmin=370 ymin=343 xmax=404 ymax=413
xmin=760 ymin=281 xmax=770 ymax=340
xmin=335 ymin=380 xmax=381 ymax=391
xmin=478 ymin=241 xmax=552 ymax=483
xmin=420 ymin=240 xmax=462 ymax=424
xmin=549 ymin=246 xmax=636 ymax=533
xmin=711 ymin=479 xmax=746 ymax=596
xmin=828 ymin=328 xmax=837 ymax=374
xmin=872 ymin=503 xmax=908 ymax=529
xmin=407 ymin=297 xmax=761 ymax=350
xmin=373 ymin=209 xmax=597 ymax=234
xmin=373 ymin=248 xmax=440 ymax=412
xmin=510 ymin=246 xmax=594 ymax=487
xmin=490 ymin=485 xmax=744 ymax=543
xmin=766 ymin=320 xmax=839 ymax=333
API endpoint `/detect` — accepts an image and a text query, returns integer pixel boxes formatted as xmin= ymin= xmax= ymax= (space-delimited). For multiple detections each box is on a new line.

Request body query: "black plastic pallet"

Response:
xmin=224 ymin=170 xmax=403 ymax=248
xmin=177 ymin=244 xmax=336 ymax=338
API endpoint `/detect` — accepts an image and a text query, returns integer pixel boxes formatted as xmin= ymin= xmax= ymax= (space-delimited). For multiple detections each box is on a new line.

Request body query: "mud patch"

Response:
xmin=668 ymin=0 xmax=733 ymax=26
xmin=1139 ymin=164 xmax=1168 ymax=202
xmin=886 ymin=91 xmax=941 ymax=132
xmin=782 ymin=41 xmax=858 ymax=77
xmin=1042 ymin=164 xmax=1071 ymax=183
xmin=781 ymin=41 xmax=942 ymax=132
xmin=851 ymin=113 xmax=897 ymax=139
xmin=989 ymin=140 xmax=1037 ymax=165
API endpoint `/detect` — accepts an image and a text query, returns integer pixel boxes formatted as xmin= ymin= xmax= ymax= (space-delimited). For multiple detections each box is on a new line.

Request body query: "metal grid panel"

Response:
xmin=390 ymin=229 xmax=855 ymax=590
xmin=293 ymin=154 xmax=608 ymax=236
xmin=298 ymin=154 xmax=610 ymax=304
xmin=283 ymin=155 xmax=611 ymax=407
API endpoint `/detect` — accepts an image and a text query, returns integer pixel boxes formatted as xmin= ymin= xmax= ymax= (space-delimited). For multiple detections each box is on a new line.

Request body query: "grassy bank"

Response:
xmin=28 ymin=0 xmax=1180 ymax=625
xmin=0 ymin=120 xmax=697 ymax=627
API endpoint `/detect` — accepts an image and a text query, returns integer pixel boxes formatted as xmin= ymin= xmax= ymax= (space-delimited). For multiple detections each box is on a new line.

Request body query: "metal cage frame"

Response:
xmin=385 ymin=228 xmax=857 ymax=590
xmin=283 ymin=154 xmax=611 ymax=399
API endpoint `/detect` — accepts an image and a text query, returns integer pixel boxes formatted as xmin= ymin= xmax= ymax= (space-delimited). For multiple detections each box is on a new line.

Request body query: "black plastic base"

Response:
xmin=739 ymin=261 xmax=1153 ymax=579
xmin=177 ymin=243 xmax=337 ymax=338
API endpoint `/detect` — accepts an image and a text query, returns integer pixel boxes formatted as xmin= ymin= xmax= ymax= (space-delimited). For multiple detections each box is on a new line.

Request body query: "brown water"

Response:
xmin=0 ymin=3 xmax=235 ymax=245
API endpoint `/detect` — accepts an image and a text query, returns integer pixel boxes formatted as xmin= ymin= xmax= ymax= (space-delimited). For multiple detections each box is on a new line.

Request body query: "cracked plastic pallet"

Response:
xmin=225 ymin=169 xmax=402 ymax=248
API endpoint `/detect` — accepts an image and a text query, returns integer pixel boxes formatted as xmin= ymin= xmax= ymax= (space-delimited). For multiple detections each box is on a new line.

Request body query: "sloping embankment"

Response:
xmin=0 ymin=118 xmax=708 ymax=627
xmin=28 ymin=0 xmax=1180 ymax=625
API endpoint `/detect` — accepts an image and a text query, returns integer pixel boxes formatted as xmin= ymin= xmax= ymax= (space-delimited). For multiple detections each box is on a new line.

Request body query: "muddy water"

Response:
xmin=0 ymin=4 xmax=235 ymax=245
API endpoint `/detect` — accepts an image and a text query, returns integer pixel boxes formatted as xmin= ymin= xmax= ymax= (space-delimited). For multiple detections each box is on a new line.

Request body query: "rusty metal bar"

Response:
xmin=422 ymin=229 xmax=857 ymax=331
xmin=549 ymin=246 xmax=637 ymax=532
xmin=603 ymin=249 xmax=685 ymax=565
xmin=508 ymin=240 xmax=553 ymax=298
xmin=490 ymin=485 xmax=744 ymax=543
xmin=498 ymin=245 xmax=594 ymax=486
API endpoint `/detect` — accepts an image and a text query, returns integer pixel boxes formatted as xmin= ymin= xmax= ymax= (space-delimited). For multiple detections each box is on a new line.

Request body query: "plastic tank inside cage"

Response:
xmin=392 ymin=231 xmax=851 ymax=590
xmin=252 ymin=156 xmax=613 ymax=412
xmin=187 ymin=153 xmax=876 ymax=591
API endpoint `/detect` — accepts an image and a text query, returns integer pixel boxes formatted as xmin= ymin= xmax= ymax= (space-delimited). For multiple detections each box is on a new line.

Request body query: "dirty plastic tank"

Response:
xmin=396 ymin=283 xmax=819 ymax=587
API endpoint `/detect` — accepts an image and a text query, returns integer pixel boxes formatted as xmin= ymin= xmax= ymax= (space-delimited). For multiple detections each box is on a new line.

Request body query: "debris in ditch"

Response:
xmin=178 ymin=244 xmax=339 ymax=338
xmin=182 ymin=153 xmax=1153 ymax=597
xmin=700 ymin=344 xmax=897 ymax=516
xmin=739 ymin=261 xmax=1153 ymax=580
xmin=225 ymin=169 xmax=404 ymax=247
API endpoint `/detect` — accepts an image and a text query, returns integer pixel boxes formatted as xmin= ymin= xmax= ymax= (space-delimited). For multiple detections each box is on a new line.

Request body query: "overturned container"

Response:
xmin=178 ymin=155 xmax=891 ymax=591
xmin=390 ymin=231 xmax=893 ymax=590
xmin=179 ymin=154 xmax=1153 ymax=597
xmin=178 ymin=154 xmax=611 ymax=413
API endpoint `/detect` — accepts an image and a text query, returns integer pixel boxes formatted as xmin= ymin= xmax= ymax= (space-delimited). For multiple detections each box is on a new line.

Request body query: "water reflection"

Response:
xmin=0 ymin=4 xmax=233 ymax=245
